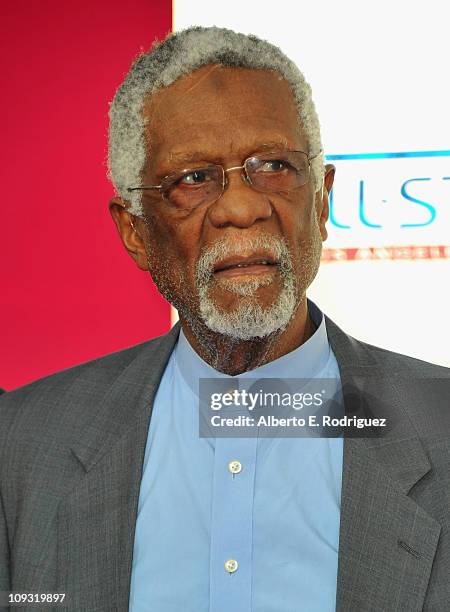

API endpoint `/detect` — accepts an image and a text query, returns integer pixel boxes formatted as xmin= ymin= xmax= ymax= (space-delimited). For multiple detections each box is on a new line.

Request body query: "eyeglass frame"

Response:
xmin=126 ymin=149 xmax=322 ymax=211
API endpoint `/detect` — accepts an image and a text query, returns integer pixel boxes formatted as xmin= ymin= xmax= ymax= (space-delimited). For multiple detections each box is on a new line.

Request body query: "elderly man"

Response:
xmin=1 ymin=26 xmax=450 ymax=612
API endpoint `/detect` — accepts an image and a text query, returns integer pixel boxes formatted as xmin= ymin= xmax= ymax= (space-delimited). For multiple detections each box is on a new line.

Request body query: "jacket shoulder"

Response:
xmin=358 ymin=337 xmax=450 ymax=377
xmin=324 ymin=312 xmax=450 ymax=377
xmin=0 ymin=332 xmax=170 ymax=426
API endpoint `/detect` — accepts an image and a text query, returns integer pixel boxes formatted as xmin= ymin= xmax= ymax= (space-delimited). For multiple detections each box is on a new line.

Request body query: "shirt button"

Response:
xmin=228 ymin=460 xmax=242 ymax=475
xmin=224 ymin=558 xmax=238 ymax=574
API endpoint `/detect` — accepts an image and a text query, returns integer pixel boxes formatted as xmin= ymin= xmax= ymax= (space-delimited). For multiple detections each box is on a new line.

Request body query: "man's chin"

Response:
xmin=197 ymin=278 xmax=298 ymax=341
xmin=199 ymin=300 xmax=292 ymax=340
xmin=208 ymin=274 xmax=283 ymax=305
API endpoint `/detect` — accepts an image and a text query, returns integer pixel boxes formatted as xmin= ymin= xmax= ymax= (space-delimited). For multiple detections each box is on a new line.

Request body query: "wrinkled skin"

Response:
xmin=110 ymin=64 xmax=335 ymax=374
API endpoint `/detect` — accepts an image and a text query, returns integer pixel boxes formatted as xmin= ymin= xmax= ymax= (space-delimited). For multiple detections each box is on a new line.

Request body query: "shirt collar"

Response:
xmin=173 ymin=298 xmax=330 ymax=395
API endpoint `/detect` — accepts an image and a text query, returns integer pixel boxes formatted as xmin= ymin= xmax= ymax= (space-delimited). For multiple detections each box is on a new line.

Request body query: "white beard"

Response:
xmin=195 ymin=233 xmax=298 ymax=340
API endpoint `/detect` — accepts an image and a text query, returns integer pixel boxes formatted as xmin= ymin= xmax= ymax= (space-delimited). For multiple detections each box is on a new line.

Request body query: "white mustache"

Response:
xmin=196 ymin=234 xmax=292 ymax=283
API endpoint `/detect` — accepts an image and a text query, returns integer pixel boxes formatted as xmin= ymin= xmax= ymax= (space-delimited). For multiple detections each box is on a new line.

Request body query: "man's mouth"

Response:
xmin=213 ymin=255 xmax=278 ymax=278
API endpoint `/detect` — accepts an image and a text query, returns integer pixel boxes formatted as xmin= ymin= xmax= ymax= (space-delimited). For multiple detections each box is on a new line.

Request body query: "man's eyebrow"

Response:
xmin=167 ymin=140 xmax=296 ymax=165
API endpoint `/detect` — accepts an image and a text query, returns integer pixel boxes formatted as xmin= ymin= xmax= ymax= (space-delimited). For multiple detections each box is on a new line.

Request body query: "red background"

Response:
xmin=1 ymin=1 xmax=172 ymax=390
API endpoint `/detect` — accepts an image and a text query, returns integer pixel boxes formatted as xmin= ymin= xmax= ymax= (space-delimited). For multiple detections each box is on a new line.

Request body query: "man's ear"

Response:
xmin=316 ymin=164 xmax=335 ymax=242
xmin=109 ymin=197 xmax=149 ymax=271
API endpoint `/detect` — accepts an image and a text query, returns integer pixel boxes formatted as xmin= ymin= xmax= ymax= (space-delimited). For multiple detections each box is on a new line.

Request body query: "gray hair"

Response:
xmin=108 ymin=26 xmax=324 ymax=217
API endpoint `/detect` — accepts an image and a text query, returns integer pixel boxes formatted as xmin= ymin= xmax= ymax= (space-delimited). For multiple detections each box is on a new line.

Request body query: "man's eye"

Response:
xmin=179 ymin=170 xmax=210 ymax=185
xmin=259 ymin=159 xmax=288 ymax=172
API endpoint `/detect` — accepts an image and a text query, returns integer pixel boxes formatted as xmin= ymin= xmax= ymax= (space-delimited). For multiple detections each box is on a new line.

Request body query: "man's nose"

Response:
xmin=207 ymin=169 xmax=273 ymax=228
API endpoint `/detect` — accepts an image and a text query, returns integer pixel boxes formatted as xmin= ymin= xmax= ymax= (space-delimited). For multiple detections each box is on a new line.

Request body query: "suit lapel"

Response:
xmin=325 ymin=315 xmax=441 ymax=611
xmin=57 ymin=324 xmax=181 ymax=611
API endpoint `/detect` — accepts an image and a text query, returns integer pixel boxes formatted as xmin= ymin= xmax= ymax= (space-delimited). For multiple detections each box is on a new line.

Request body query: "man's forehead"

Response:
xmin=166 ymin=63 xmax=233 ymax=94
xmin=140 ymin=64 xmax=306 ymax=172
xmin=143 ymin=64 xmax=294 ymax=116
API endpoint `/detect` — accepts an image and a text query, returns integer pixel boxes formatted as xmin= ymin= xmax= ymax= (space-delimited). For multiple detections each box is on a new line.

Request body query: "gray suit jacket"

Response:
xmin=1 ymin=315 xmax=450 ymax=612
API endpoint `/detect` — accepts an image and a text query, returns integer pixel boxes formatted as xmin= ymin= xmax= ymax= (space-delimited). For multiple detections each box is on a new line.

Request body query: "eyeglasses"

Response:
xmin=127 ymin=149 xmax=321 ymax=212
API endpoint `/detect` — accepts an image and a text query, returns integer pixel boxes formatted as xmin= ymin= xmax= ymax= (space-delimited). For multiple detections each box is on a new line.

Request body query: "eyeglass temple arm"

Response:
xmin=127 ymin=185 xmax=162 ymax=192
xmin=307 ymin=150 xmax=323 ymax=163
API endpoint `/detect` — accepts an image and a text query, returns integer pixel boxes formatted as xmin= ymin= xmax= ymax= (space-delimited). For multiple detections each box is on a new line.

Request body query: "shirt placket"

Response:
xmin=209 ymin=380 xmax=258 ymax=612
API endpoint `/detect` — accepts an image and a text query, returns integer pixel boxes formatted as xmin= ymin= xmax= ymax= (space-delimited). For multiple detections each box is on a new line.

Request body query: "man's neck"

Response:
xmin=179 ymin=299 xmax=315 ymax=375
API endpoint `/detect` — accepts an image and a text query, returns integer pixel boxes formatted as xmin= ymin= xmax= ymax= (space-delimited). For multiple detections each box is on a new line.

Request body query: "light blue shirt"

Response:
xmin=129 ymin=300 xmax=343 ymax=612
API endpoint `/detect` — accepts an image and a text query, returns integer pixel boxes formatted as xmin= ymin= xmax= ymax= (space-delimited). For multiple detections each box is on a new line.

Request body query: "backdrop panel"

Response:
xmin=1 ymin=1 xmax=172 ymax=390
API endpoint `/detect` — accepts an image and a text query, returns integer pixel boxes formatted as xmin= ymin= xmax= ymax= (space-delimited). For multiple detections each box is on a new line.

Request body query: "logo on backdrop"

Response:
xmin=322 ymin=150 xmax=450 ymax=262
